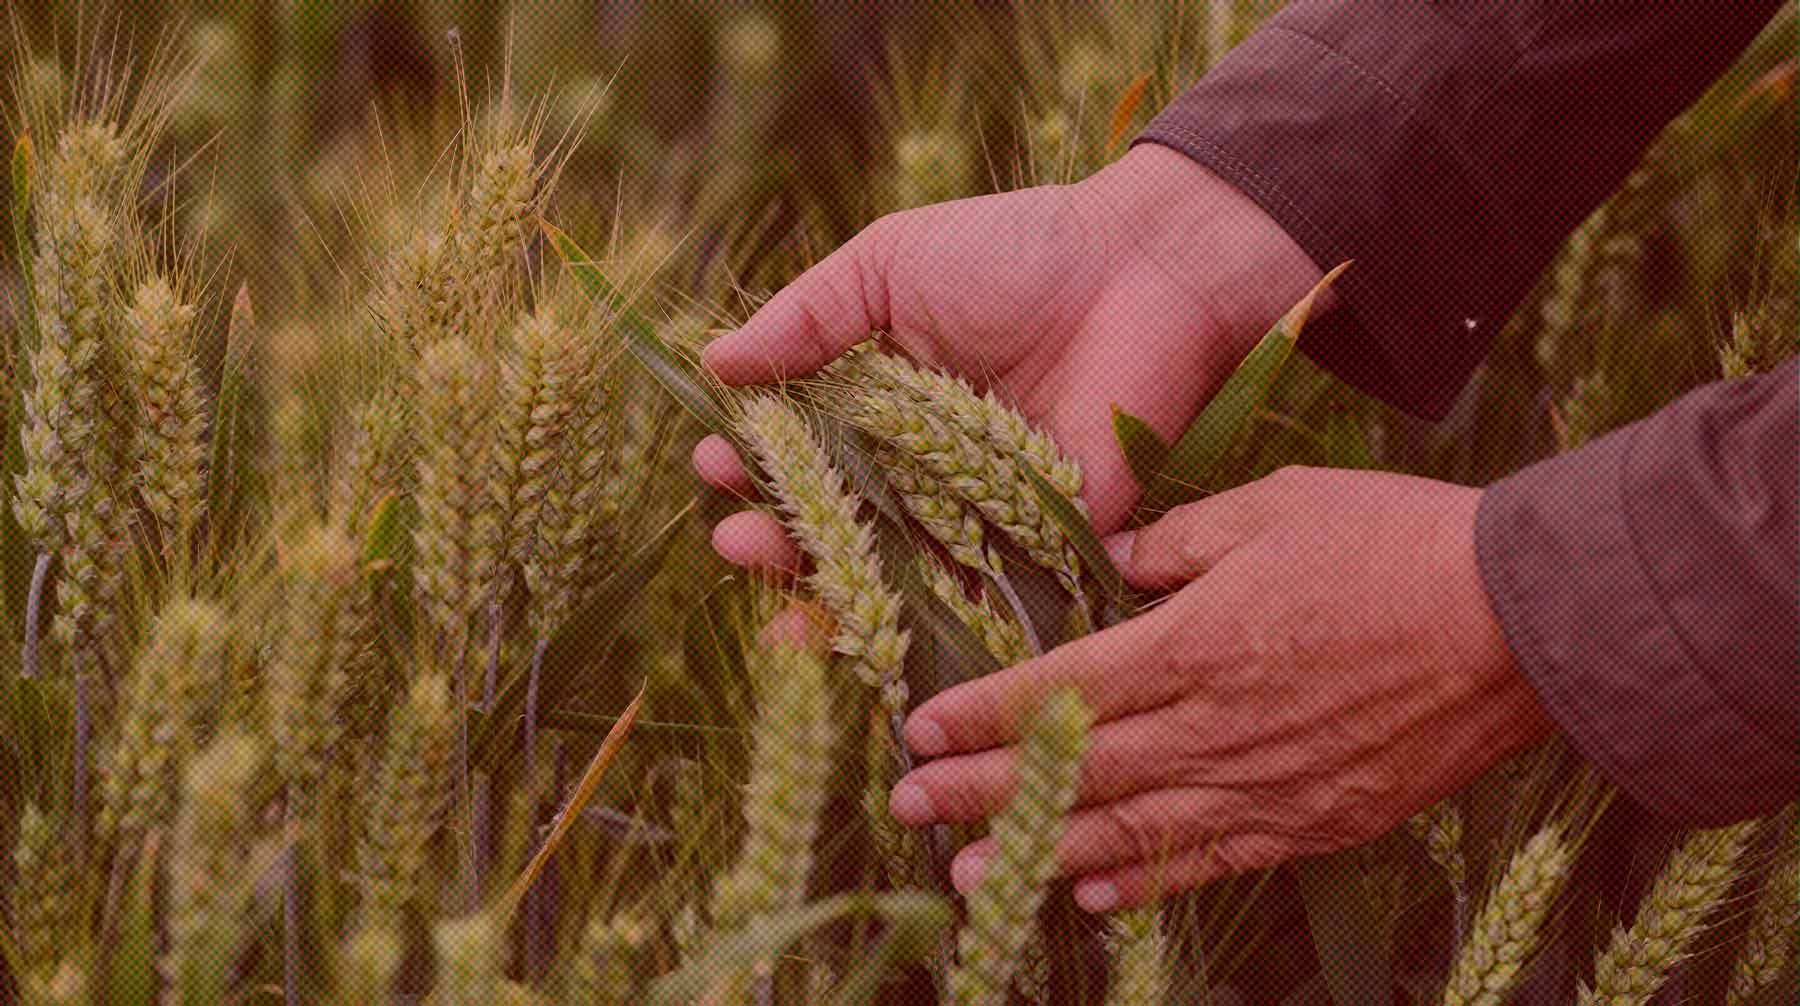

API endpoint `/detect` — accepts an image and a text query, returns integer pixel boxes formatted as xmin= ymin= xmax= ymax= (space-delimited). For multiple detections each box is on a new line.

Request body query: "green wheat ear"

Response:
xmin=1580 ymin=820 xmax=1758 ymax=1006
xmin=735 ymin=393 xmax=911 ymax=709
xmin=1105 ymin=906 xmax=1172 ymax=1006
xmin=705 ymin=643 xmax=840 ymax=984
xmin=950 ymin=689 xmax=1092 ymax=1006
xmin=1442 ymin=824 xmax=1576 ymax=1006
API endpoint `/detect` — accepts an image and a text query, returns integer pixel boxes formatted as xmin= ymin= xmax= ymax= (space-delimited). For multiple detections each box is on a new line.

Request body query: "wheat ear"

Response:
xmin=1579 ymin=820 xmax=1758 ymax=1006
xmin=121 ymin=275 xmax=207 ymax=561
xmin=949 ymin=690 xmax=1092 ymax=1006
xmin=357 ymin=673 xmax=458 ymax=929
xmin=708 ymin=645 xmax=839 ymax=976
xmin=1726 ymin=812 xmax=1800 ymax=1005
xmin=167 ymin=730 xmax=265 ymax=1003
xmin=98 ymin=597 xmax=229 ymax=841
xmin=1441 ymin=824 xmax=1577 ymax=1006
xmin=736 ymin=394 xmax=911 ymax=709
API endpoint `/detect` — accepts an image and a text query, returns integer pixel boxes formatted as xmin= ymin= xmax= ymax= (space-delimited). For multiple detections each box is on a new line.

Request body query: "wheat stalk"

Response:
xmin=1442 ymin=824 xmax=1576 ymax=1006
xmin=1579 ymin=820 xmax=1758 ymax=1006
xmin=949 ymin=689 xmax=1092 ymax=1006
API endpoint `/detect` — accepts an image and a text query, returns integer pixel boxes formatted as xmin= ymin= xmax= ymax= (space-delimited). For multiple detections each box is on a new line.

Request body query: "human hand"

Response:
xmin=886 ymin=466 xmax=1555 ymax=912
xmin=695 ymin=144 xmax=1329 ymax=566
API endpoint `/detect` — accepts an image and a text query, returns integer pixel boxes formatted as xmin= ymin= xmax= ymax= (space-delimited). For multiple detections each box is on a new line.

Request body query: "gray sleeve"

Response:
xmin=1476 ymin=359 xmax=1798 ymax=824
xmin=1138 ymin=0 xmax=1783 ymax=418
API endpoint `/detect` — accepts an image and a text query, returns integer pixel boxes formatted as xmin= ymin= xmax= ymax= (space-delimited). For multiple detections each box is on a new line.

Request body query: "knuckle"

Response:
xmin=1099 ymin=800 xmax=1172 ymax=865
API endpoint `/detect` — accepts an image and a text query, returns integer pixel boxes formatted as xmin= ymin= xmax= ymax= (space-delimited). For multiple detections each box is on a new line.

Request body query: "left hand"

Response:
xmin=888 ymin=466 xmax=1557 ymax=912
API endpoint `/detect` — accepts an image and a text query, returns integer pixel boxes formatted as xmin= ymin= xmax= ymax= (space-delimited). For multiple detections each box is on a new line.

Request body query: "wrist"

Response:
xmin=1078 ymin=143 xmax=1335 ymax=354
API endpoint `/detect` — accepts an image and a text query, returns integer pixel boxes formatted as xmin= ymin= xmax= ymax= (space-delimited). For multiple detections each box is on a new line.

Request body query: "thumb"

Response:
xmin=1110 ymin=481 xmax=1279 ymax=592
xmin=702 ymin=220 xmax=895 ymax=385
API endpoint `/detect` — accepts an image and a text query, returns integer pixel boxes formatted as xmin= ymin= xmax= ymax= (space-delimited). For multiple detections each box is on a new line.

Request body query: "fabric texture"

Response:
xmin=1140 ymin=0 xmax=1783 ymax=419
xmin=1141 ymin=0 xmax=1795 ymax=823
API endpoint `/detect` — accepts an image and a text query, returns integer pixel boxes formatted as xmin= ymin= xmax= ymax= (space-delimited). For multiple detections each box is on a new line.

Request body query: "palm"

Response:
xmin=833 ymin=185 xmax=1238 ymax=532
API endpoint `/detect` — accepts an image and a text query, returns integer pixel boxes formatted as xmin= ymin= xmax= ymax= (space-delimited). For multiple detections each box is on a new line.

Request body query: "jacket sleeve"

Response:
xmin=1476 ymin=359 xmax=1798 ymax=824
xmin=1137 ymin=0 xmax=1783 ymax=419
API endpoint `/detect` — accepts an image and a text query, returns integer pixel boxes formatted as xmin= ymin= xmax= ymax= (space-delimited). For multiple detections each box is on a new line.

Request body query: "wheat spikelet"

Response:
xmin=521 ymin=333 xmax=617 ymax=642
xmin=736 ymin=394 xmax=910 ymax=707
xmin=709 ymin=645 xmax=839 ymax=939
xmin=121 ymin=275 xmax=207 ymax=555
xmin=358 ymin=673 xmax=457 ymax=927
xmin=1105 ymin=907 xmax=1172 ymax=1006
xmin=412 ymin=337 xmax=499 ymax=649
xmin=1580 ymin=820 xmax=1758 ymax=1006
xmin=949 ymin=689 xmax=1092 ymax=1006
xmin=167 ymin=730 xmax=265 ymax=1001
xmin=8 ymin=805 xmax=84 ymax=1000
xmin=1727 ymin=813 xmax=1800 ymax=1005
xmin=1442 ymin=824 xmax=1576 ymax=1006
xmin=98 ymin=597 xmax=230 ymax=840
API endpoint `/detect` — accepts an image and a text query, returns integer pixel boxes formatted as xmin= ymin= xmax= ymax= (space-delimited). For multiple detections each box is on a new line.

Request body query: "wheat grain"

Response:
xmin=1580 ymin=820 xmax=1758 ymax=1006
xmin=949 ymin=689 xmax=1092 ymax=1006
xmin=1442 ymin=824 xmax=1576 ymax=1006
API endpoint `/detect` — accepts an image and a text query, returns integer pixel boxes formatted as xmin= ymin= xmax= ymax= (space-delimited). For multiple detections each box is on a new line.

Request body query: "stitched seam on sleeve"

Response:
xmin=1263 ymin=23 xmax=1513 ymax=255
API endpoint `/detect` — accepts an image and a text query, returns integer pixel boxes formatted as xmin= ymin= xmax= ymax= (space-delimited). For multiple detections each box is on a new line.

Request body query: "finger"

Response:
xmin=1110 ymin=478 xmax=1284 ymax=592
xmin=756 ymin=602 xmax=835 ymax=655
xmin=701 ymin=220 xmax=895 ymax=385
xmin=902 ymin=599 xmax=1195 ymax=758
xmin=1071 ymin=832 xmax=1306 ymax=913
xmin=891 ymin=700 xmax=1232 ymax=827
xmin=945 ymin=786 xmax=1245 ymax=894
xmin=711 ymin=510 xmax=806 ymax=577
xmin=691 ymin=435 xmax=756 ymax=498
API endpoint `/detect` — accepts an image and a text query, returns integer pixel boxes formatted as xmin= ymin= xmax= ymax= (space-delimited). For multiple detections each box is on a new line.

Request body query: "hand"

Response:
xmin=887 ymin=466 xmax=1555 ymax=912
xmin=695 ymin=144 xmax=1329 ymax=567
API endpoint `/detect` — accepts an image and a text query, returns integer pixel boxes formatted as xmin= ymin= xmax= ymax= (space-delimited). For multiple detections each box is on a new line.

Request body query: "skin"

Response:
xmin=696 ymin=144 xmax=1556 ymax=911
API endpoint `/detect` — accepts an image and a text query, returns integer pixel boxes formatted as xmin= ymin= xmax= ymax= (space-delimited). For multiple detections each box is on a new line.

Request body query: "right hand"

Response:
xmin=695 ymin=143 xmax=1331 ymax=570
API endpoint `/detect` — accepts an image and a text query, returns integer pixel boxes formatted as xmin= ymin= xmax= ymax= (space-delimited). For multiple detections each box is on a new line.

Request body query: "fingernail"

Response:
xmin=907 ymin=718 xmax=949 ymax=757
xmin=1103 ymin=531 xmax=1136 ymax=571
xmin=889 ymin=783 xmax=935 ymax=827
xmin=1075 ymin=880 xmax=1119 ymax=914
xmin=951 ymin=851 xmax=987 ymax=893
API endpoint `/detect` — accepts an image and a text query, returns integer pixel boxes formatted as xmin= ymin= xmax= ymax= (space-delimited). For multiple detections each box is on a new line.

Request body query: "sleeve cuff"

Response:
xmin=1475 ymin=418 xmax=1795 ymax=825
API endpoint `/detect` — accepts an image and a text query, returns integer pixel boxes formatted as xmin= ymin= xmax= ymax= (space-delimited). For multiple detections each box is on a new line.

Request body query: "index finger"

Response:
xmin=903 ymin=594 xmax=1201 ymax=758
